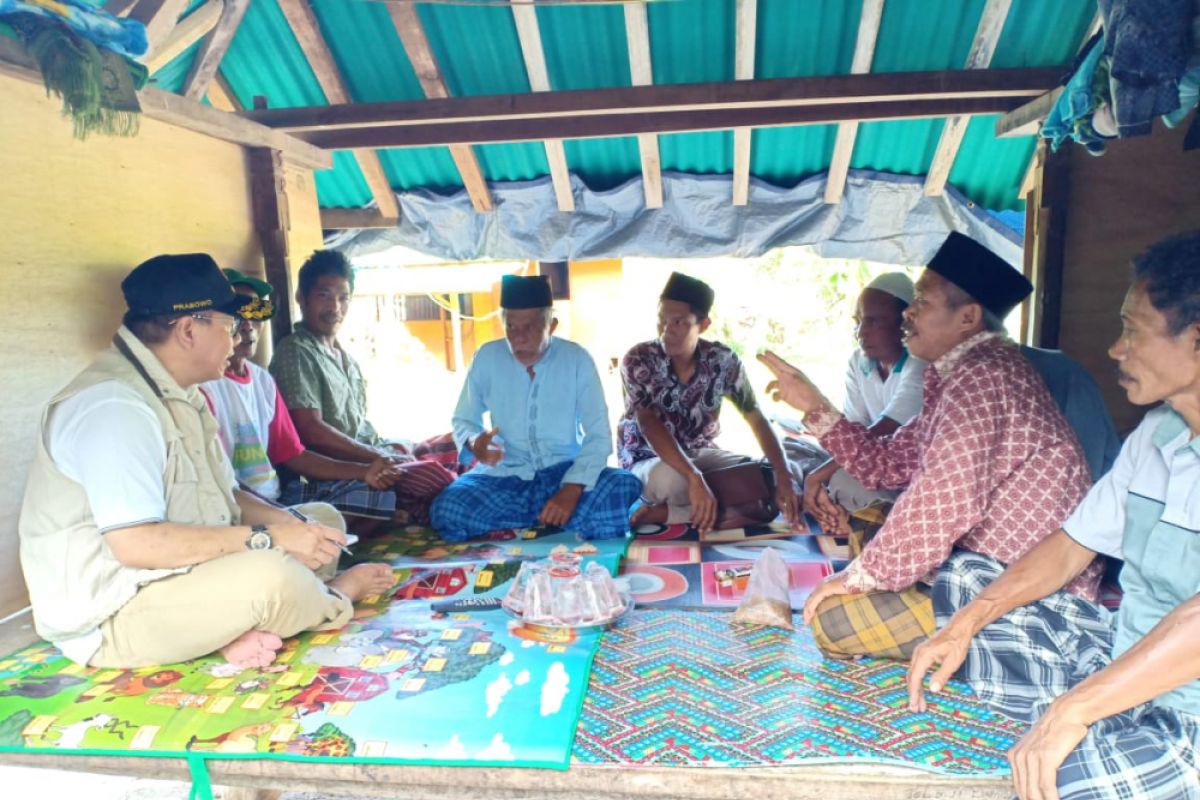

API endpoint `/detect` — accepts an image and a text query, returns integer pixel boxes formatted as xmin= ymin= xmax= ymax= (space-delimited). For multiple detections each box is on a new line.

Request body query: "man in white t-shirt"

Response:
xmin=201 ymin=270 xmax=401 ymax=532
xmin=18 ymin=254 xmax=395 ymax=670
xmin=797 ymin=273 xmax=926 ymax=532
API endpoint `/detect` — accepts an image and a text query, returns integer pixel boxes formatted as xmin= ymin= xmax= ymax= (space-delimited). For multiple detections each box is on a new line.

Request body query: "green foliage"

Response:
xmin=702 ymin=249 xmax=881 ymax=366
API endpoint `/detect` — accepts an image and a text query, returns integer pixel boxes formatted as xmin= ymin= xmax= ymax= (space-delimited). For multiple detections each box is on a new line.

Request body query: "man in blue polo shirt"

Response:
xmin=907 ymin=231 xmax=1200 ymax=800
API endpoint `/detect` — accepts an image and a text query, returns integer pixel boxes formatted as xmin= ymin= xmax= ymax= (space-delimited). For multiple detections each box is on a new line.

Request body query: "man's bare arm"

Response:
xmin=290 ymin=407 xmax=385 ymax=463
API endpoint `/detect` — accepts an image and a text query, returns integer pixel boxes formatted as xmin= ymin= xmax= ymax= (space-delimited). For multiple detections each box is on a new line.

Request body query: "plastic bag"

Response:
xmin=731 ymin=547 xmax=794 ymax=630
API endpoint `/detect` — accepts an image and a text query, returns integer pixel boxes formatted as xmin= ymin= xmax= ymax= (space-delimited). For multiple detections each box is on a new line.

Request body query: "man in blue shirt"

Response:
xmin=431 ymin=275 xmax=641 ymax=542
xmin=907 ymin=231 xmax=1200 ymax=800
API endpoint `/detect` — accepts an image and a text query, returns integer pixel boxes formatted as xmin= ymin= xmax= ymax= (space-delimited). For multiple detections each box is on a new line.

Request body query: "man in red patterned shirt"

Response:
xmin=760 ymin=232 xmax=1100 ymax=660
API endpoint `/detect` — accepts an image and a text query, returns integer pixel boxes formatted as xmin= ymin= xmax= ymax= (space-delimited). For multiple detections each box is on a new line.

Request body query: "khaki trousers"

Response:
xmin=91 ymin=503 xmax=353 ymax=668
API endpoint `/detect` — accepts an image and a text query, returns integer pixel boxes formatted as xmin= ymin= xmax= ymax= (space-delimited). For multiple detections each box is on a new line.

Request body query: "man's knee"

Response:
xmin=429 ymin=480 xmax=463 ymax=516
xmin=644 ymin=462 xmax=690 ymax=501
xmin=429 ymin=479 xmax=477 ymax=536
xmin=599 ymin=468 xmax=643 ymax=503
xmin=294 ymin=502 xmax=345 ymax=532
xmin=400 ymin=460 xmax=457 ymax=495
xmin=933 ymin=551 xmax=1005 ymax=615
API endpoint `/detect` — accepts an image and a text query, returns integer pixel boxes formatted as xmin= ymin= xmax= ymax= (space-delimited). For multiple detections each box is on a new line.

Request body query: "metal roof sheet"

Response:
xmin=156 ymin=0 xmax=1096 ymax=213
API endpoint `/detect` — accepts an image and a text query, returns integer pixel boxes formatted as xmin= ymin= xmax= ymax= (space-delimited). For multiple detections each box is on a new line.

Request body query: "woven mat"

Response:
xmin=573 ymin=609 xmax=1024 ymax=775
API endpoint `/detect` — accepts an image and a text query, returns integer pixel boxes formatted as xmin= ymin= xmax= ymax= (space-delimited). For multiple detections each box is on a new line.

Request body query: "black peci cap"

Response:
xmin=926 ymin=232 xmax=1033 ymax=319
xmin=122 ymin=254 xmax=254 ymax=318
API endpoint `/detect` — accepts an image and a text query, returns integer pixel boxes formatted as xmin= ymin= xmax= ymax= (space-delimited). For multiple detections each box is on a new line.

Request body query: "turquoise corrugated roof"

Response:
xmin=154 ymin=0 xmax=1097 ymax=213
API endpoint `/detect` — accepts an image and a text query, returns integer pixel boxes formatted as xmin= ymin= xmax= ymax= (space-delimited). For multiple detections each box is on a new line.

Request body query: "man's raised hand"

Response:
xmin=470 ymin=427 xmax=505 ymax=466
xmin=757 ymin=351 xmax=831 ymax=414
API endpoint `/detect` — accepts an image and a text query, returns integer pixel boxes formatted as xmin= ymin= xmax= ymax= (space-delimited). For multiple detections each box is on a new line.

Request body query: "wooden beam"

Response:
xmin=732 ymin=127 xmax=752 ymax=206
xmin=297 ymin=96 xmax=1032 ymax=152
xmin=995 ymin=87 xmax=1062 ymax=138
xmin=1030 ymin=146 xmax=1070 ymax=348
xmin=511 ymin=2 xmax=573 ymax=211
xmin=1018 ymin=140 xmax=1043 ymax=197
xmin=354 ymin=153 xmax=401 ymax=220
xmin=825 ymin=0 xmax=884 ymax=204
xmin=0 ymin=36 xmax=331 ymax=169
xmin=144 ymin=0 xmax=223 ymax=74
xmin=248 ymin=148 xmax=295 ymax=345
xmin=924 ymin=0 xmax=1013 ymax=196
xmin=206 ymin=72 xmax=242 ymax=112
xmin=277 ymin=0 xmax=347 ymax=102
xmin=731 ymin=0 xmax=757 ymax=206
xmin=275 ymin=0 xmax=400 ymax=219
xmin=624 ymin=4 xmax=661 ymax=209
xmin=129 ymin=0 xmax=191 ymax=55
xmin=388 ymin=4 xmax=492 ymax=212
xmin=182 ymin=0 xmax=251 ymax=102
xmin=138 ymin=87 xmax=331 ymax=169
xmin=320 ymin=208 xmax=400 ymax=230
xmin=543 ymin=139 xmax=575 ymax=212
xmin=997 ymin=10 xmax=1100 ymax=139
xmin=636 ymin=133 xmax=663 ymax=208
xmin=248 ymin=67 xmax=1061 ymax=132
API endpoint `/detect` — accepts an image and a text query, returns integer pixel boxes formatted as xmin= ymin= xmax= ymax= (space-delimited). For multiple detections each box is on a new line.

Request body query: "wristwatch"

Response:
xmin=246 ymin=524 xmax=273 ymax=551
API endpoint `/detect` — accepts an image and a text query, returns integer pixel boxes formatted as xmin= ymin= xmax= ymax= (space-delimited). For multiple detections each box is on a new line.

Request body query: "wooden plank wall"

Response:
xmin=0 ymin=76 xmax=322 ymax=617
xmin=1056 ymin=116 xmax=1200 ymax=436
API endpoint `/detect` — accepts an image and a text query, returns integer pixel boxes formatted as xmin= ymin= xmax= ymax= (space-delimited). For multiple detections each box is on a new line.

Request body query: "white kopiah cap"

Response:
xmin=864 ymin=272 xmax=915 ymax=306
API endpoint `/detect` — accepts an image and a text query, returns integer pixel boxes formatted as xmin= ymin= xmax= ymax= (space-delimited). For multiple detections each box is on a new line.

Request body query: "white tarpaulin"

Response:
xmin=329 ymin=169 xmax=1023 ymax=267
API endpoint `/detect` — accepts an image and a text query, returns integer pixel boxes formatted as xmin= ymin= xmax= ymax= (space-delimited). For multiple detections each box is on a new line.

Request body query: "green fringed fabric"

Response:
xmin=13 ymin=15 xmax=141 ymax=140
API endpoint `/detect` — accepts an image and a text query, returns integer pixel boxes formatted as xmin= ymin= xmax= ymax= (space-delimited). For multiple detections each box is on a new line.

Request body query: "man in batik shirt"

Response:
xmin=760 ymin=232 xmax=1100 ymax=660
xmin=619 ymin=272 xmax=800 ymax=534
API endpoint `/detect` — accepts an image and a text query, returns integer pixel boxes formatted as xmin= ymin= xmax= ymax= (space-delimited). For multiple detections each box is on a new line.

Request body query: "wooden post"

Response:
xmin=247 ymin=147 xmax=295 ymax=345
xmin=1033 ymin=147 xmax=1070 ymax=349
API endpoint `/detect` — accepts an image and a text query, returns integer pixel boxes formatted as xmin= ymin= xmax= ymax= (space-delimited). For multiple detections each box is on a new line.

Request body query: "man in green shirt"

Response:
xmin=270 ymin=251 xmax=455 ymax=530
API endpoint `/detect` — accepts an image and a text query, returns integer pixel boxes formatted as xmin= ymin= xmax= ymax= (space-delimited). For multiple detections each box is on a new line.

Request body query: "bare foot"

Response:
xmin=329 ymin=563 xmax=395 ymax=602
xmin=630 ymin=502 xmax=668 ymax=529
xmin=219 ymin=630 xmax=284 ymax=669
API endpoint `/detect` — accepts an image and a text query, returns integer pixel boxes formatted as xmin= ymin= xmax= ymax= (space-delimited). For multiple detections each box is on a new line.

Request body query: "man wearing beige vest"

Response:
xmin=19 ymin=254 xmax=394 ymax=670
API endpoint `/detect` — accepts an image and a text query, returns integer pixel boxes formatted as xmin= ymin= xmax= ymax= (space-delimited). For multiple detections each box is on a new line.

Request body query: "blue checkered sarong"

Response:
xmin=935 ymin=551 xmax=1200 ymax=800
xmin=430 ymin=461 xmax=641 ymax=542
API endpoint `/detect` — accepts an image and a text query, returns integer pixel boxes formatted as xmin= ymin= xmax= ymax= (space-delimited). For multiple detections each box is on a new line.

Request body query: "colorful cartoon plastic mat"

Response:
xmin=0 ymin=526 xmax=629 ymax=798
xmin=573 ymin=609 xmax=1026 ymax=776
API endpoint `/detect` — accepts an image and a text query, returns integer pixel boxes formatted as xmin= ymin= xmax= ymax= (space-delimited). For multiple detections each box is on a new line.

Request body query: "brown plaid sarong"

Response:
xmin=810 ymin=501 xmax=935 ymax=661
xmin=847 ymin=500 xmax=890 ymax=557
xmin=810 ymin=584 xmax=935 ymax=661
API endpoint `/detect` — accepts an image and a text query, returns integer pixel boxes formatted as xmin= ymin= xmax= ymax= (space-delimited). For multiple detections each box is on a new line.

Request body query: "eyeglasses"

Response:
xmin=190 ymin=314 xmax=242 ymax=337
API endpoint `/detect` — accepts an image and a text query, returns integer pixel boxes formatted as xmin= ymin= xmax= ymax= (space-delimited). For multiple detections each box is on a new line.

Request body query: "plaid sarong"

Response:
xmin=810 ymin=584 xmax=934 ymax=660
xmin=391 ymin=459 xmax=457 ymax=524
xmin=847 ymin=501 xmax=890 ymax=557
xmin=935 ymin=550 xmax=1200 ymax=800
xmin=278 ymin=477 xmax=396 ymax=520
xmin=279 ymin=460 xmax=455 ymax=524
xmin=413 ymin=431 xmax=473 ymax=476
xmin=811 ymin=501 xmax=934 ymax=661
xmin=430 ymin=461 xmax=641 ymax=542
